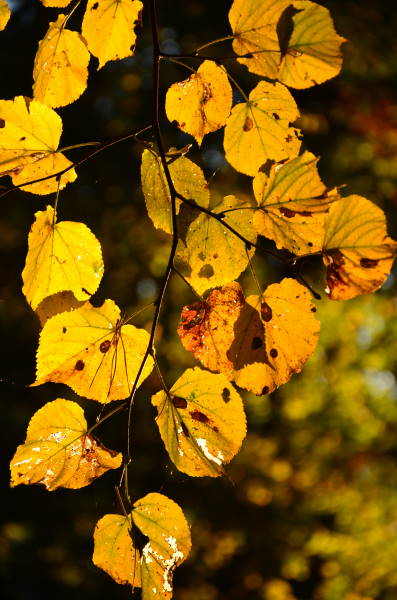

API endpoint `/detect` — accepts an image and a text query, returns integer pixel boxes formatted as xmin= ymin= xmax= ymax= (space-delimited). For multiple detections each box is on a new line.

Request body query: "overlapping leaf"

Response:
xmin=22 ymin=206 xmax=104 ymax=312
xmin=93 ymin=492 xmax=191 ymax=598
xmin=152 ymin=367 xmax=246 ymax=477
xmin=165 ymin=61 xmax=233 ymax=145
xmin=321 ymin=195 xmax=397 ymax=300
xmin=175 ymin=195 xmax=257 ymax=295
xmin=253 ymin=151 xmax=338 ymax=254
xmin=178 ymin=279 xmax=319 ymax=395
xmin=10 ymin=399 xmax=122 ymax=491
xmin=82 ymin=0 xmax=143 ymax=69
xmin=223 ymin=80 xmax=301 ymax=177
xmin=0 ymin=96 xmax=76 ymax=194
xmin=141 ymin=148 xmax=210 ymax=234
xmin=0 ymin=0 xmax=10 ymax=31
xmin=33 ymin=14 xmax=90 ymax=108
xmin=33 ymin=299 xmax=154 ymax=403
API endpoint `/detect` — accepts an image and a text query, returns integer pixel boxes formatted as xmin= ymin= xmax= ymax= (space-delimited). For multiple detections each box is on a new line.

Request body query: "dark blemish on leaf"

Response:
xmin=222 ymin=387 xmax=231 ymax=403
xmin=262 ymin=386 xmax=269 ymax=395
xmin=198 ymin=264 xmax=214 ymax=278
xmin=75 ymin=360 xmax=85 ymax=371
xmin=0 ymin=119 xmax=5 ymax=128
xmin=198 ymin=252 xmax=205 ymax=261
xmin=270 ymin=348 xmax=278 ymax=358
xmin=251 ymin=336 xmax=262 ymax=350
xmin=285 ymin=134 xmax=294 ymax=143
xmin=62 ymin=327 xmax=67 ymax=333
xmin=360 ymin=258 xmax=379 ymax=268
xmin=100 ymin=340 xmax=111 ymax=353
xmin=20 ymin=136 xmax=26 ymax=141
xmin=91 ymin=1 xmax=98 ymax=9
xmin=261 ymin=301 xmax=272 ymax=322
xmin=213 ymin=253 xmax=218 ymax=259
xmin=287 ymin=47 xmax=303 ymax=57
xmin=279 ymin=207 xmax=296 ymax=218
xmin=172 ymin=396 xmax=188 ymax=409
xmin=272 ymin=113 xmax=280 ymax=120
xmin=243 ymin=116 xmax=253 ymax=132
xmin=308 ymin=242 xmax=313 ymax=247
xmin=202 ymin=83 xmax=212 ymax=103
xmin=181 ymin=421 xmax=189 ymax=437
xmin=190 ymin=410 xmax=209 ymax=424
xmin=311 ymin=306 xmax=317 ymax=312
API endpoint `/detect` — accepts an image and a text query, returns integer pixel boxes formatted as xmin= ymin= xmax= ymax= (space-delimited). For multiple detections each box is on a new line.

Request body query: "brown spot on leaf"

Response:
xmin=270 ymin=348 xmax=278 ymax=358
xmin=181 ymin=421 xmax=189 ymax=437
xmin=20 ymin=136 xmax=26 ymax=141
xmin=190 ymin=410 xmax=209 ymax=424
xmin=251 ymin=336 xmax=263 ymax=350
xmin=279 ymin=207 xmax=296 ymax=218
xmin=91 ymin=1 xmax=98 ymax=8
xmin=311 ymin=306 xmax=317 ymax=312
xmin=75 ymin=360 xmax=85 ymax=371
xmin=272 ymin=113 xmax=280 ymax=120
xmin=0 ymin=119 xmax=5 ymax=128
xmin=243 ymin=116 xmax=253 ymax=132
xmin=172 ymin=396 xmax=188 ymax=409
xmin=100 ymin=340 xmax=111 ymax=353
xmin=198 ymin=264 xmax=215 ymax=278
xmin=262 ymin=386 xmax=269 ymax=395
xmin=360 ymin=258 xmax=379 ymax=268
xmin=202 ymin=83 xmax=212 ymax=103
xmin=62 ymin=327 xmax=67 ymax=333
xmin=222 ymin=387 xmax=231 ymax=403
xmin=287 ymin=47 xmax=303 ymax=57
xmin=260 ymin=301 xmax=273 ymax=322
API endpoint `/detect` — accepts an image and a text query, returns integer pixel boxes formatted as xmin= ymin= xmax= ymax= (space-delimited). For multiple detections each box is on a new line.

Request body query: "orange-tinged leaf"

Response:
xmin=165 ymin=60 xmax=233 ymax=145
xmin=278 ymin=0 xmax=346 ymax=89
xmin=253 ymin=152 xmax=338 ymax=254
xmin=175 ymin=195 xmax=257 ymax=295
xmin=223 ymin=81 xmax=301 ymax=177
xmin=0 ymin=96 xmax=76 ymax=194
xmin=22 ymin=206 xmax=104 ymax=312
xmin=10 ymin=399 xmax=122 ymax=491
xmin=0 ymin=0 xmax=10 ymax=31
xmin=82 ymin=0 xmax=143 ymax=69
xmin=229 ymin=0 xmax=289 ymax=79
xmin=321 ymin=195 xmax=397 ymax=300
xmin=40 ymin=0 xmax=72 ymax=6
xmin=33 ymin=14 xmax=90 ymax=108
xmin=178 ymin=279 xmax=319 ymax=395
xmin=152 ymin=367 xmax=246 ymax=477
xmin=33 ymin=299 xmax=154 ymax=403
xmin=141 ymin=148 xmax=210 ymax=234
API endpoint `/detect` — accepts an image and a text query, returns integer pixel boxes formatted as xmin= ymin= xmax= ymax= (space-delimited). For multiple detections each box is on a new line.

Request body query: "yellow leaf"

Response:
xmin=278 ymin=0 xmax=346 ymax=89
xmin=0 ymin=0 xmax=10 ymax=31
xmin=175 ymin=194 xmax=257 ymax=295
xmin=321 ymin=195 xmax=397 ymax=300
xmin=223 ymin=81 xmax=301 ymax=177
xmin=152 ymin=367 xmax=247 ymax=477
xmin=82 ymin=0 xmax=143 ymax=70
xmin=93 ymin=493 xmax=191 ymax=598
xmin=229 ymin=0 xmax=289 ymax=79
xmin=0 ymin=96 xmax=76 ymax=194
xmin=33 ymin=299 xmax=154 ymax=403
xmin=40 ymin=0 xmax=72 ymax=6
xmin=178 ymin=279 xmax=319 ymax=395
xmin=33 ymin=14 xmax=90 ymax=108
xmin=22 ymin=206 xmax=104 ymax=312
xmin=10 ymin=399 xmax=122 ymax=491
xmin=36 ymin=291 xmax=86 ymax=327
xmin=141 ymin=148 xmax=210 ymax=234
xmin=165 ymin=60 xmax=233 ymax=145
xmin=253 ymin=151 xmax=338 ymax=254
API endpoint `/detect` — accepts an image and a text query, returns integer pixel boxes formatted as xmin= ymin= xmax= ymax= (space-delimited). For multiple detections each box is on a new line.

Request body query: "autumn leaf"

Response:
xmin=278 ymin=0 xmax=346 ymax=89
xmin=178 ymin=279 xmax=319 ymax=395
xmin=93 ymin=493 xmax=191 ymax=598
xmin=33 ymin=14 xmax=90 ymax=108
xmin=175 ymin=194 xmax=257 ymax=295
xmin=22 ymin=206 xmax=104 ymax=313
xmin=33 ymin=299 xmax=154 ymax=403
xmin=141 ymin=148 xmax=210 ymax=234
xmin=321 ymin=195 xmax=397 ymax=300
xmin=152 ymin=367 xmax=247 ymax=477
xmin=253 ymin=152 xmax=338 ymax=254
xmin=223 ymin=80 xmax=301 ymax=177
xmin=82 ymin=0 xmax=143 ymax=69
xmin=165 ymin=61 xmax=232 ymax=145
xmin=0 ymin=96 xmax=76 ymax=194
xmin=0 ymin=0 xmax=10 ymax=31
xmin=40 ymin=0 xmax=72 ymax=6
xmin=10 ymin=399 xmax=122 ymax=491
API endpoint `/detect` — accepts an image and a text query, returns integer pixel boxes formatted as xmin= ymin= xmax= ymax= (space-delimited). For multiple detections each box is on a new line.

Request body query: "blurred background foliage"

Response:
xmin=1 ymin=1 xmax=397 ymax=599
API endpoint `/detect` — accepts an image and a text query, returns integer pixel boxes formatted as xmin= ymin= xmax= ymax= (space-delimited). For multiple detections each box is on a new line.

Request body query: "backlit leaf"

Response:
xmin=152 ymin=367 xmax=246 ymax=477
xmin=321 ymin=195 xmax=397 ymax=300
xmin=82 ymin=0 xmax=143 ymax=70
xmin=0 ymin=96 xmax=76 ymax=194
xmin=33 ymin=299 xmax=154 ymax=403
xmin=178 ymin=279 xmax=319 ymax=395
xmin=93 ymin=493 xmax=191 ymax=598
xmin=278 ymin=0 xmax=346 ymax=89
xmin=165 ymin=60 xmax=233 ymax=145
xmin=40 ymin=0 xmax=72 ymax=6
xmin=141 ymin=148 xmax=210 ymax=234
xmin=175 ymin=194 xmax=257 ymax=295
xmin=253 ymin=151 xmax=338 ymax=254
xmin=10 ymin=399 xmax=122 ymax=491
xmin=33 ymin=14 xmax=90 ymax=108
xmin=22 ymin=206 xmax=104 ymax=312
xmin=0 ymin=0 xmax=10 ymax=31
xmin=223 ymin=80 xmax=301 ymax=177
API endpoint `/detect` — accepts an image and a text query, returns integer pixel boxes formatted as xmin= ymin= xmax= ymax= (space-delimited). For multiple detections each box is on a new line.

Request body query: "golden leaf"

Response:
xmin=33 ymin=299 xmax=154 ymax=403
xmin=141 ymin=148 xmax=210 ymax=234
xmin=0 ymin=96 xmax=76 ymax=194
xmin=82 ymin=0 xmax=143 ymax=69
xmin=321 ymin=195 xmax=397 ymax=300
xmin=223 ymin=80 xmax=301 ymax=177
xmin=152 ymin=367 xmax=247 ymax=477
xmin=22 ymin=205 xmax=104 ymax=312
xmin=178 ymin=279 xmax=319 ymax=395
xmin=0 ymin=0 xmax=11 ymax=31
xmin=165 ymin=60 xmax=233 ymax=145
xmin=33 ymin=14 xmax=90 ymax=108
xmin=40 ymin=0 xmax=72 ymax=6
xmin=10 ymin=399 xmax=122 ymax=491
xmin=253 ymin=151 xmax=338 ymax=254
xmin=175 ymin=194 xmax=257 ymax=295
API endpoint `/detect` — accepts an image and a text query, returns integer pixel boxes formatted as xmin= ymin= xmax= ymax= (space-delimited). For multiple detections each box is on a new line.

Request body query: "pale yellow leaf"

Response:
xmin=0 ymin=0 xmax=10 ymax=31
